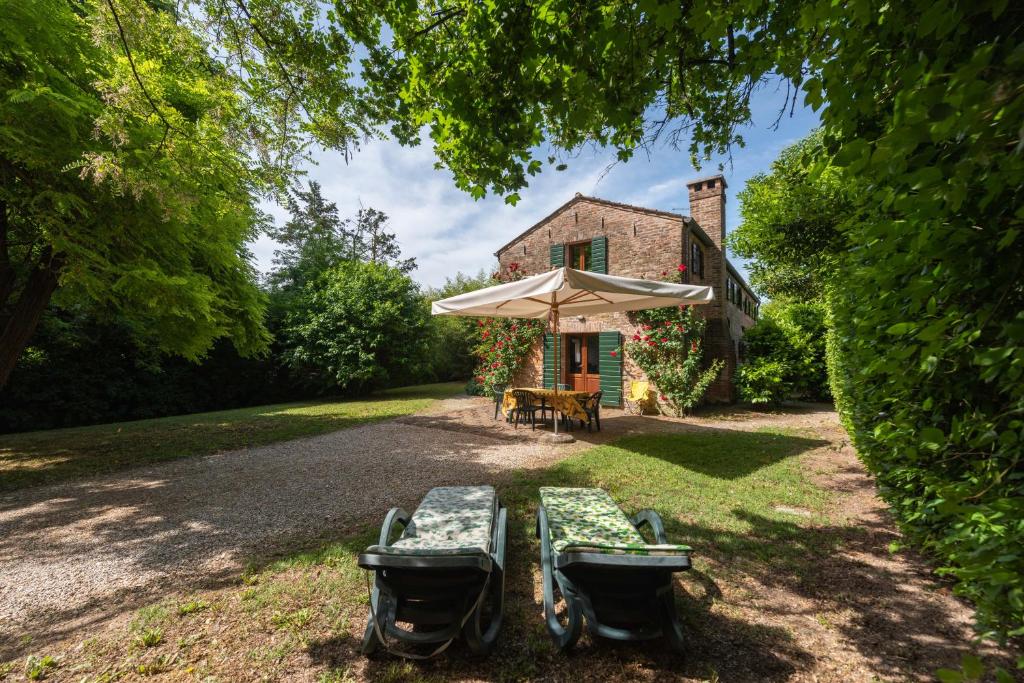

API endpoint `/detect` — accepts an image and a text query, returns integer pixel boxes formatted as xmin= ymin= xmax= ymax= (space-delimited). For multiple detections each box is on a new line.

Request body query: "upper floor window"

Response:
xmin=567 ymin=241 xmax=592 ymax=270
xmin=690 ymin=242 xmax=704 ymax=279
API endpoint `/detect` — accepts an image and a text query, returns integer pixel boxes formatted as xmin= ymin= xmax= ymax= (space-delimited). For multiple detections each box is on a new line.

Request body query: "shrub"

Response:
xmin=473 ymin=317 xmax=545 ymax=398
xmin=736 ymin=359 xmax=792 ymax=405
xmin=624 ymin=301 xmax=723 ymax=416
xmin=464 ymin=376 xmax=484 ymax=396
xmin=283 ymin=261 xmax=430 ymax=393
xmin=423 ymin=271 xmax=492 ymax=383
xmin=737 ymin=301 xmax=830 ymax=403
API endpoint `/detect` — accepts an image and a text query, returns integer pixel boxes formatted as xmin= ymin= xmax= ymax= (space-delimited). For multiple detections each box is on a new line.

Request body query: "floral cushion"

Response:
xmin=366 ymin=486 xmax=496 ymax=556
xmin=540 ymin=487 xmax=691 ymax=557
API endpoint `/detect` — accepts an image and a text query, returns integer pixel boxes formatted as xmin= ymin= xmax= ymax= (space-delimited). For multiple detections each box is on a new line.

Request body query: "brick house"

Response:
xmin=495 ymin=174 xmax=759 ymax=405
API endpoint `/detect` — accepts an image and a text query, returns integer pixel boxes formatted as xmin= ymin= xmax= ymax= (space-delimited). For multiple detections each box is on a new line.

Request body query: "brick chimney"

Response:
xmin=686 ymin=175 xmax=727 ymax=250
xmin=686 ymin=173 xmax=733 ymax=402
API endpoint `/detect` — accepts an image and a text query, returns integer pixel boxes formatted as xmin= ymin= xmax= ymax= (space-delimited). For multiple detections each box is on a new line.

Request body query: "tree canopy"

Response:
xmin=0 ymin=0 xmax=376 ymax=386
xmin=728 ymin=131 xmax=853 ymax=301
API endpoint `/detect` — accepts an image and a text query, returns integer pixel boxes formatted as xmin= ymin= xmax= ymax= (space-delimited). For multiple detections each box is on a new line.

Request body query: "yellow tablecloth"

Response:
xmin=502 ymin=388 xmax=591 ymax=422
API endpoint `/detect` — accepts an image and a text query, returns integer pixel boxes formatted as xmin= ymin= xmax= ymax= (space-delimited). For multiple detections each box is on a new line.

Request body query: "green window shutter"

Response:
xmin=543 ymin=333 xmax=555 ymax=389
xmin=550 ymin=243 xmax=564 ymax=268
xmin=598 ymin=331 xmax=622 ymax=406
xmin=591 ymin=236 xmax=608 ymax=273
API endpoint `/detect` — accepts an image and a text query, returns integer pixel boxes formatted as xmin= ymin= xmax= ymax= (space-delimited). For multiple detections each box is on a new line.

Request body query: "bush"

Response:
xmin=736 ymin=359 xmax=792 ymax=405
xmin=423 ymin=271 xmax=492 ymax=383
xmin=737 ymin=301 xmax=831 ymax=403
xmin=624 ymin=303 xmax=723 ymax=416
xmin=464 ymin=376 xmax=484 ymax=396
xmin=283 ymin=261 xmax=430 ymax=393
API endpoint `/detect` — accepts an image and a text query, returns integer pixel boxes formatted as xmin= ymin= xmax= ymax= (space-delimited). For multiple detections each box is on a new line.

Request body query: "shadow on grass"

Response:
xmin=304 ymin=433 xmax=1010 ymax=682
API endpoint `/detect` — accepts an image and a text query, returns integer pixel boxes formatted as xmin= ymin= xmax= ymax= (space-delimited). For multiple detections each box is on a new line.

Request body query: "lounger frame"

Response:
xmin=537 ymin=504 xmax=688 ymax=652
xmin=359 ymin=501 xmax=507 ymax=657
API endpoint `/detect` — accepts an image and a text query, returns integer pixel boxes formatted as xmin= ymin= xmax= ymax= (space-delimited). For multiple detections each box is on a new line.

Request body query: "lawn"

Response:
xmin=0 ymin=382 xmax=463 ymax=493
xmin=3 ymin=426 xmax=853 ymax=681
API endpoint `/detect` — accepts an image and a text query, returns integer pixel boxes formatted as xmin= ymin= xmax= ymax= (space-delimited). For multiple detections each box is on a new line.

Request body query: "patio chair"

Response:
xmin=624 ymin=381 xmax=651 ymax=415
xmin=492 ymin=384 xmax=507 ymax=421
xmin=358 ymin=486 xmax=507 ymax=658
xmin=576 ymin=390 xmax=603 ymax=432
xmin=509 ymin=389 xmax=544 ymax=429
xmin=535 ymin=487 xmax=691 ymax=653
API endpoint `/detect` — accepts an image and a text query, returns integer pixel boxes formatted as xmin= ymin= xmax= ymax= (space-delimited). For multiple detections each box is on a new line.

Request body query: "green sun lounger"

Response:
xmin=536 ymin=487 xmax=691 ymax=652
xmin=358 ymin=486 xmax=507 ymax=658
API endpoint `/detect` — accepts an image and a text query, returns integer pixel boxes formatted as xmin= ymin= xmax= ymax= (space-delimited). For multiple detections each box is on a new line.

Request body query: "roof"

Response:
xmin=494 ymin=194 xmax=688 ymax=257
xmin=726 ymin=261 xmax=761 ymax=303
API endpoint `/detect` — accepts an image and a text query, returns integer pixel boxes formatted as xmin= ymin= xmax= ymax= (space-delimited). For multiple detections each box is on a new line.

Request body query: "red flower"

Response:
xmin=643 ymin=335 xmax=650 ymax=341
xmin=660 ymin=394 xmax=667 ymax=401
xmin=661 ymin=271 xmax=667 ymax=276
xmin=660 ymin=337 xmax=668 ymax=343
xmin=477 ymin=320 xmax=484 ymax=327
xmin=647 ymin=340 xmax=656 ymax=346
xmin=482 ymin=330 xmax=490 ymax=339
xmin=609 ymin=350 xmax=617 ymax=357
xmin=509 ymin=262 xmax=520 ymax=272
xmin=632 ymin=334 xmax=641 ymax=341
xmin=691 ymin=341 xmax=698 ymax=352
xmin=643 ymin=324 xmax=652 ymax=331
xmin=677 ymin=264 xmax=687 ymax=272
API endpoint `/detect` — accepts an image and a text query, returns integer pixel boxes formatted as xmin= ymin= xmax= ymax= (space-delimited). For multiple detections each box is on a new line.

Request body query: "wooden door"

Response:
xmin=564 ymin=334 xmax=601 ymax=393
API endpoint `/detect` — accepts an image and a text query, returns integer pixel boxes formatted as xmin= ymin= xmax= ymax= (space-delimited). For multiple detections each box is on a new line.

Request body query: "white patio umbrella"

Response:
xmin=432 ymin=267 xmax=714 ymax=435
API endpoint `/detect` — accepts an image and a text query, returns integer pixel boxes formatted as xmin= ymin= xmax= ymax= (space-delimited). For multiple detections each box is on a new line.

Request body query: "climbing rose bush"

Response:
xmin=472 ymin=263 xmax=544 ymax=397
xmin=625 ymin=270 xmax=723 ymax=416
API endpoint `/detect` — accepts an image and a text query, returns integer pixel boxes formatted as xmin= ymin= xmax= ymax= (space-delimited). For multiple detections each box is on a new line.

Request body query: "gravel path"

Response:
xmin=0 ymin=396 xmax=570 ymax=653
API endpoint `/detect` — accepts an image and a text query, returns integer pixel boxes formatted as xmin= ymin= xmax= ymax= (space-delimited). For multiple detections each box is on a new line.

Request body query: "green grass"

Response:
xmin=0 ymin=382 xmax=463 ymax=493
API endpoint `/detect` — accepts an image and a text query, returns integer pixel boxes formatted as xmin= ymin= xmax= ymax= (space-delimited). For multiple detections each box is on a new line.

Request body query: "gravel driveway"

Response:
xmin=0 ymin=397 xmax=571 ymax=655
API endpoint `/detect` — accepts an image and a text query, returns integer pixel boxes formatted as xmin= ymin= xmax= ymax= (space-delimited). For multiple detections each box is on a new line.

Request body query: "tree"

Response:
xmin=728 ymin=132 xmax=854 ymax=301
xmin=358 ymin=0 xmax=1024 ymax=643
xmin=0 ymin=0 xmax=376 ymax=386
xmin=282 ymin=260 xmax=429 ymax=393
xmin=267 ymin=182 xmax=348 ymax=296
xmin=345 ymin=207 xmax=417 ymax=274
xmin=423 ymin=270 xmax=492 ymax=383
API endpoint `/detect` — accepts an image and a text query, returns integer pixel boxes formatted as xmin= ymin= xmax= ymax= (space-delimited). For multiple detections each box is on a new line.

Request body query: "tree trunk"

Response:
xmin=0 ymin=249 xmax=62 ymax=388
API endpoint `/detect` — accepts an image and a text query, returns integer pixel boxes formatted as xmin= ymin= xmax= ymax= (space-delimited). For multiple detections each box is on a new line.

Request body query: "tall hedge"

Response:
xmin=820 ymin=11 xmax=1024 ymax=642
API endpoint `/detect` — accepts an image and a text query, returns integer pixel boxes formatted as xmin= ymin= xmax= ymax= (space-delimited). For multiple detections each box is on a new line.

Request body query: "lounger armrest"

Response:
xmin=555 ymin=551 xmax=691 ymax=572
xmin=358 ymin=546 xmax=492 ymax=571
xmin=379 ymin=507 xmax=411 ymax=547
xmin=631 ymin=509 xmax=669 ymax=545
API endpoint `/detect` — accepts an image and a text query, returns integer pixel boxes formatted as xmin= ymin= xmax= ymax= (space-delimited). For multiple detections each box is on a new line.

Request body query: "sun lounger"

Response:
xmin=536 ymin=487 xmax=690 ymax=652
xmin=358 ymin=485 xmax=507 ymax=658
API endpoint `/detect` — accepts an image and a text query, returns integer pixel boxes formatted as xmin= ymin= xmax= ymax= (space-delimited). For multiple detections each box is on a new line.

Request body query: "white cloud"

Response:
xmin=251 ymin=137 xmax=615 ymax=288
xmin=249 ymin=92 xmax=820 ymax=289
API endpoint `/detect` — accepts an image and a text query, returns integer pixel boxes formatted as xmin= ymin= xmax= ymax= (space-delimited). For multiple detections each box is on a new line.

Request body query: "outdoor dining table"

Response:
xmin=502 ymin=387 xmax=591 ymax=426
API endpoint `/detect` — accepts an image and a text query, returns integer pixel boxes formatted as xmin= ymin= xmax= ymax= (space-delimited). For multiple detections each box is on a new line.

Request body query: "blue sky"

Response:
xmin=250 ymin=84 xmax=820 ymax=290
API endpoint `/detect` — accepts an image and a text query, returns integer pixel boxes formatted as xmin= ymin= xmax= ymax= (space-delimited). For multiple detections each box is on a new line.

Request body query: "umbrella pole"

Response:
xmin=552 ymin=303 xmax=559 ymax=434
